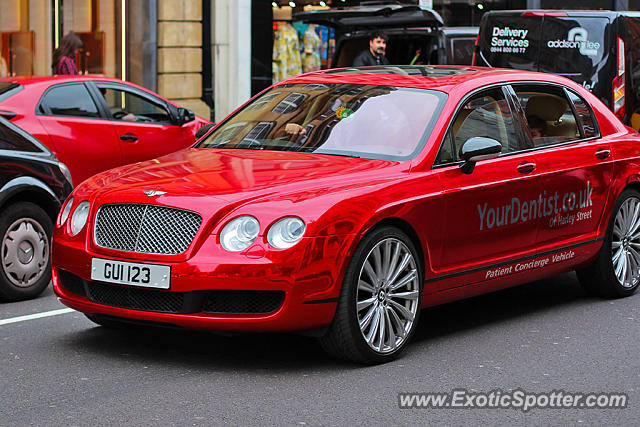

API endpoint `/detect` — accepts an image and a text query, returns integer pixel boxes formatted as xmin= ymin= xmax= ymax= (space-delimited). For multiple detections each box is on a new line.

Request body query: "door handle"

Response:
xmin=595 ymin=149 xmax=611 ymax=160
xmin=120 ymin=134 xmax=138 ymax=142
xmin=516 ymin=161 xmax=536 ymax=174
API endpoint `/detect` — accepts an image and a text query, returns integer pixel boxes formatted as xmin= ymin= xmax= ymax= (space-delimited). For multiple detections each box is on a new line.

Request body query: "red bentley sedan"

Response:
xmin=0 ymin=76 xmax=209 ymax=185
xmin=52 ymin=66 xmax=640 ymax=364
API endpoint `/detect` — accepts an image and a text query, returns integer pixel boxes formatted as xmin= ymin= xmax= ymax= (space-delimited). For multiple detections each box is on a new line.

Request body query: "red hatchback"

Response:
xmin=52 ymin=66 xmax=640 ymax=363
xmin=0 ymin=76 xmax=209 ymax=185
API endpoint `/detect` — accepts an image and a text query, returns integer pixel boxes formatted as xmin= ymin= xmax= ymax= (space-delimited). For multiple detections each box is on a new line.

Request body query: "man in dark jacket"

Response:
xmin=353 ymin=31 xmax=389 ymax=67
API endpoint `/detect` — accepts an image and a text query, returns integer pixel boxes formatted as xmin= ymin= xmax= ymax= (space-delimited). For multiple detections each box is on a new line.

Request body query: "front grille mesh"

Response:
xmin=95 ymin=204 xmax=201 ymax=255
xmin=202 ymin=290 xmax=284 ymax=314
xmin=87 ymin=281 xmax=184 ymax=313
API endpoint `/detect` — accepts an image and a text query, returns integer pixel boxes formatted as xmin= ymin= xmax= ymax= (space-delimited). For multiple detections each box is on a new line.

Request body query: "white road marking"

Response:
xmin=0 ymin=308 xmax=75 ymax=326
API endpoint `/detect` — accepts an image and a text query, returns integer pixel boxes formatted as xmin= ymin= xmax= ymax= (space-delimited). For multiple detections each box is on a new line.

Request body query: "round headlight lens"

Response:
xmin=70 ymin=201 xmax=90 ymax=236
xmin=267 ymin=217 xmax=305 ymax=249
xmin=58 ymin=197 xmax=73 ymax=226
xmin=220 ymin=216 xmax=260 ymax=252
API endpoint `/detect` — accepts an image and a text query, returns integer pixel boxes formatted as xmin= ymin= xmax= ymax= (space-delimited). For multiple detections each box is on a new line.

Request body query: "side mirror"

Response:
xmin=195 ymin=123 xmax=214 ymax=140
xmin=177 ymin=108 xmax=195 ymax=125
xmin=459 ymin=137 xmax=502 ymax=174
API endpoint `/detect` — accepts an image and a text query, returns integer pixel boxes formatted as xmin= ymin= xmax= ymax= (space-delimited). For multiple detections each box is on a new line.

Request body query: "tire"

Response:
xmin=319 ymin=226 xmax=423 ymax=364
xmin=0 ymin=202 xmax=53 ymax=302
xmin=577 ymin=189 xmax=640 ymax=298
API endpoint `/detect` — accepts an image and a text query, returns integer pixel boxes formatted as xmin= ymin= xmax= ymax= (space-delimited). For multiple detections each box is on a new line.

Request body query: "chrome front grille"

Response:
xmin=94 ymin=204 xmax=202 ymax=255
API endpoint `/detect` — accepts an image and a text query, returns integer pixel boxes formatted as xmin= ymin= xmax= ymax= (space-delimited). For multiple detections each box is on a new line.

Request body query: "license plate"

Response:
xmin=91 ymin=258 xmax=171 ymax=289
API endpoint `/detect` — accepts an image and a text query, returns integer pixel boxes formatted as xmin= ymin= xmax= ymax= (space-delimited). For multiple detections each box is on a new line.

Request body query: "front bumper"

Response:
xmin=52 ymin=233 xmax=355 ymax=332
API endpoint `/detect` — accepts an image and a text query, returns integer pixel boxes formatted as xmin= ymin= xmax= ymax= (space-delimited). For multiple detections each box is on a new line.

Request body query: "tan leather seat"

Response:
xmin=525 ymin=94 xmax=578 ymax=140
xmin=525 ymin=94 xmax=568 ymax=122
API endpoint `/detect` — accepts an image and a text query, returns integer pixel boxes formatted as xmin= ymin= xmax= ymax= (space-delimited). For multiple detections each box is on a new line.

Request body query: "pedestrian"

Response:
xmin=52 ymin=33 xmax=83 ymax=75
xmin=353 ymin=31 xmax=389 ymax=67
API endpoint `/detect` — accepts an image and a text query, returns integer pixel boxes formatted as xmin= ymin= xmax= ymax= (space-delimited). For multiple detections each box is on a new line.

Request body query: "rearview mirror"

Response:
xmin=177 ymin=108 xmax=195 ymax=126
xmin=459 ymin=137 xmax=502 ymax=174
xmin=195 ymin=123 xmax=214 ymax=140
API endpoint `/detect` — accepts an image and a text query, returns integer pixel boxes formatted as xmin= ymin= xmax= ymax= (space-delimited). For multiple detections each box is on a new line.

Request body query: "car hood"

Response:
xmin=80 ymin=148 xmax=404 ymax=214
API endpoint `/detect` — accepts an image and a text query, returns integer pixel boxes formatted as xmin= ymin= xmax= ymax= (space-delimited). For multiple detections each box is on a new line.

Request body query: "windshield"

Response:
xmin=197 ymin=83 xmax=444 ymax=160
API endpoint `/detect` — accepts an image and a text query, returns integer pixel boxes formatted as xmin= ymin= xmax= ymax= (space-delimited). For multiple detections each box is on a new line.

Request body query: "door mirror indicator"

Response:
xmin=459 ymin=137 xmax=502 ymax=174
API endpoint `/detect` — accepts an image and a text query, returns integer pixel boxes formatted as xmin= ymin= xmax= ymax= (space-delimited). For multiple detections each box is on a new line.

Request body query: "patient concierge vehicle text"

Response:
xmin=53 ymin=66 xmax=640 ymax=364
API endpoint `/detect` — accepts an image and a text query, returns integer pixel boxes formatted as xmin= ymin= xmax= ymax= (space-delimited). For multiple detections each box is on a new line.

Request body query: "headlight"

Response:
xmin=70 ymin=201 xmax=90 ymax=235
xmin=58 ymin=162 xmax=73 ymax=187
xmin=220 ymin=216 xmax=259 ymax=252
xmin=58 ymin=197 xmax=73 ymax=226
xmin=267 ymin=217 xmax=305 ymax=249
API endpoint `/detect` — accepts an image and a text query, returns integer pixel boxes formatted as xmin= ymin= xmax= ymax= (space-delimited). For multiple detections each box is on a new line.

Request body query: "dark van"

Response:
xmin=473 ymin=10 xmax=640 ymax=128
xmin=294 ymin=5 xmax=477 ymax=67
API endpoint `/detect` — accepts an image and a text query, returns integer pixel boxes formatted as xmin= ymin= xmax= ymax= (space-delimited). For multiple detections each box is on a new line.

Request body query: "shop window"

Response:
xmin=0 ymin=32 xmax=34 ymax=77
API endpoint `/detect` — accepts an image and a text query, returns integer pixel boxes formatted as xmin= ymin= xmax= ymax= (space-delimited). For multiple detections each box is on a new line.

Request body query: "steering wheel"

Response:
xmin=112 ymin=110 xmax=128 ymax=119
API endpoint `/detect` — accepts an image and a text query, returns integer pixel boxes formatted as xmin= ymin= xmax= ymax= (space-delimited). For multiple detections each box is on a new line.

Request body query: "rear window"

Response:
xmin=0 ymin=82 xmax=23 ymax=102
xmin=479 ymin=15 xmax=611 ymax=76
xmin=0 ymin=120 xmax=43 ymax=152
xmin=40 ymin=84 xmax=100 ymax=118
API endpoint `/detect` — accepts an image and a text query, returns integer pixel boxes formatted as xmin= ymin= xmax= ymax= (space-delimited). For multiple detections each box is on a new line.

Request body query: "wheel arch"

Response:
xmin=0 ymin=177 xmax=62 ymax=222
xmin=359 ymin=217 xmax=427 ymax=282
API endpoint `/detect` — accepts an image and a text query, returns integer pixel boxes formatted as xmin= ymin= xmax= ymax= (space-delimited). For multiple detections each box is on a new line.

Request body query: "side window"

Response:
xmin=0 ymin=122 xmax=41 ymax=152
xmin=566 ymin=90 xmax=598 ymax=138
xmin=438 ymin=88 xmax=523 ymax=164
xmin=41 ymin=84 xmax=100 ymax=118
xmin=98 ymin=87 xmax=172 ymax=124
xmin=513 ymin=85 xmax=581 ymax=147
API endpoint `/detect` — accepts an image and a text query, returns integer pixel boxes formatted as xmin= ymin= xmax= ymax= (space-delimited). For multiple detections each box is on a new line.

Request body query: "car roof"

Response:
xmin=281 ymin=65 xmax=581 ymax=94
xmin=483 ymin=9 xmax=640 ymax=19
xmin=0 ymin=75 xmax=127 ymax=86
xmin=0 ymin=75 xmax=172 ymax=104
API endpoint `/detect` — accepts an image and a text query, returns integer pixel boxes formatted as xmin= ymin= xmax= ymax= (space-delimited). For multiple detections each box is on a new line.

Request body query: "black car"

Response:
xmin=294 ymin=5 xmax=476 ymax=67
xmin=474 ymin=10 xmax=640 ymax=129
xmin=0 ymin=116 xmax=72 ymax=301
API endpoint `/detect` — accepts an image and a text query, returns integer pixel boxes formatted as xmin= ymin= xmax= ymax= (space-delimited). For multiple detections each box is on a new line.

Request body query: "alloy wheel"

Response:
xmin=356 ymin=237 xmax=420 ymax=354
xmin=612 ymin=196 xmax=640 ymax=288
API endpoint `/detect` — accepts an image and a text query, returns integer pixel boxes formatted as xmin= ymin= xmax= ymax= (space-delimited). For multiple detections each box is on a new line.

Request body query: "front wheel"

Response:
xmin=0 ymin=202 xmax=52 ymax=301
xmin=319 ymin=227 xmax=422 ymax=364
xmin=577 ymin=189 xmax=640 ymax=298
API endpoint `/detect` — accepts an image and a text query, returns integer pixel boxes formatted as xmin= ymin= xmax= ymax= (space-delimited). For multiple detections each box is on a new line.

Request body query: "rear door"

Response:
xmin=475 ymin=13 xmax=542 ymax=71
xmin=538 ymin=15 xmax=613 ymax=107
xmin=509 ymin=83 xmax=613 ymax=254
xmin=90 ymin=82 xmax=195 ymax=166
xmin=294 ymin=5 xmax=444 ymax=68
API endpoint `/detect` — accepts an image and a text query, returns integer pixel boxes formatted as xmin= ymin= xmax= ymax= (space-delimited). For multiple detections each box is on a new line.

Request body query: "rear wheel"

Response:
xmin=577 ymin=189 xmax=640 ymax=298
xmin=319 ymin=227 xmax=422 ymax=364
xmin=0 ymin=202 xmax=52 ymax=301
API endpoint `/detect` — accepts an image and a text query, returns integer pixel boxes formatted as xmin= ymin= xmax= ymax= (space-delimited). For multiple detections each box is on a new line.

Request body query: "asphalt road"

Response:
xmin=1 ymin=272 xmax=638 ymax=425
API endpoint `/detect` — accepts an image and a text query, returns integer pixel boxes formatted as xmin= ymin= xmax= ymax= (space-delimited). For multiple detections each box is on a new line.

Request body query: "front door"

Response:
xmin=430 ymin=86 xmax=541 ymax=290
